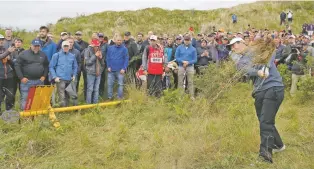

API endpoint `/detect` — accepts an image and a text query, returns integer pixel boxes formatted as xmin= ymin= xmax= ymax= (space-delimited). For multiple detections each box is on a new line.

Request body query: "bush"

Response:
xmin=277 ymin=64 xmax=292 ymax=90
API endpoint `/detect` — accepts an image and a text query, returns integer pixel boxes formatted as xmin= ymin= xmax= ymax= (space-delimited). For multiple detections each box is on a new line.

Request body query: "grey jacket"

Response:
xmin=3 ymin=39 xmax=13 ymax=50
xmin=84 ymin=46 xmax=105 ymax=75
xmin=236 ymin=50 xmax=284 ymax=94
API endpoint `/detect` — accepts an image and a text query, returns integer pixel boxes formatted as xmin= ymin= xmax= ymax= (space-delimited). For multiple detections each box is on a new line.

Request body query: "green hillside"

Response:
xmin=52 ymin=1 xmax=314 ymax=38
xmin=1 ymin=1 xmax=314 ymax=169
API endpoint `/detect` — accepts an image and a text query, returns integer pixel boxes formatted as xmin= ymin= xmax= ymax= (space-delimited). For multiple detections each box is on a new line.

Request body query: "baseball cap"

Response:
xmin=124 ymin=31 xmax=131 ymax=36
xmin=90 ymin=39 xmax=100 ymax=46
xmin=60 ymin=32 xmax=68 ymax=36
xmin=75 ymin=31 xmax=82 ymax=35
xmin=207 ymin=33 xmax=214 ymax=37
xmin=176 ymin=36 xmax=182 ymax=40
xmin=150 ymin=35 xmax=158 ymax=41
xmin=31 ymin=39 xmax=41 ymax=46
xmin=227 ymin=32 xmax=233 ymax=35
xmin=289 ymin=35 xmax=296 ymax=39
xmin=184 ymin=34 xmax=191 ymax=40
xmin=223 ymin=36 xmax=229 ymax=40
xmin=0 ymin=34 xmax=4 ymax=39
xmin=304 ymin=35 xmax=310 ymax=39
xmin=197 ymin=33 xmax=202 ymax=36
xmin=62 ymin=40 xmax=70 ymax=47
xmin=98 ymin=33 xmax=104 ymax=37
xmin=201 ymin=39 xmax=208 ymax=43
xmin=228 ymin=37 xmax=244 ymax=45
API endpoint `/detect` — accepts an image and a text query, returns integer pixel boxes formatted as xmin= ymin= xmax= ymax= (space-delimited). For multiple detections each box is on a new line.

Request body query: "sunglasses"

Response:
xmin=184 ymin=39 xmax=191 ymax=41
xmin=63 ymin=45 xmax=69 ymax=47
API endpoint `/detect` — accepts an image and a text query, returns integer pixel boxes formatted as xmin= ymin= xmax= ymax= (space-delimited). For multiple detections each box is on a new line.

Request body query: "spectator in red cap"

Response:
xmin=84 ymin=39 xmax=105 ymax=104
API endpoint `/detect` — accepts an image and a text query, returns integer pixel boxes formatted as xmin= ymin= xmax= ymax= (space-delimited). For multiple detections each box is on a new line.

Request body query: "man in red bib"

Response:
xmin=142 ymin=35 xmax=169 ymax=97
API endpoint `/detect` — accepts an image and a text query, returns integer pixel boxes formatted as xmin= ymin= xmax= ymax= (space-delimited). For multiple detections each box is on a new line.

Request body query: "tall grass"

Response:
xmin=1 ymin=1 xmax=314 ymax=168
xmin=1 ymin=60 xmax=314 ymax=169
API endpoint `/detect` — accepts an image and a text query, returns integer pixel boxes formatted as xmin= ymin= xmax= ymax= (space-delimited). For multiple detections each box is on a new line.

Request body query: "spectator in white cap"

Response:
xmin=142 ymin=35 xmax=168 ymax=97
xmin=49 ymin=40 xmax=78 ymax=107
xmin=228 ymin=38 xmax=248 ymax=62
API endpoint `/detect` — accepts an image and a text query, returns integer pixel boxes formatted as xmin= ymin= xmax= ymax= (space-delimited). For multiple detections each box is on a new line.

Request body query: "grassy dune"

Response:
xmin=0 ymin=83 xmax=313 ymax=169
xmin=52 ymin=1 xmax=314 ymax=38
xmin=1 ymin=1 xmax=314 ymax=169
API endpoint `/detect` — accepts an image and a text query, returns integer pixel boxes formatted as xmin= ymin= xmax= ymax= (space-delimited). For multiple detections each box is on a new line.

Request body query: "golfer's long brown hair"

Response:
xmin=250 ymin=37 xmax=276 ymax=64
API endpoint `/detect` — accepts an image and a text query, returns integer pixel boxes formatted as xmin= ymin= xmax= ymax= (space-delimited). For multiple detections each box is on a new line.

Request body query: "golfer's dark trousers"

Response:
xmin=147 ymin=74 xmax=162 ymax=98
xmin=253 ymin=86 xmax=284 ymax=155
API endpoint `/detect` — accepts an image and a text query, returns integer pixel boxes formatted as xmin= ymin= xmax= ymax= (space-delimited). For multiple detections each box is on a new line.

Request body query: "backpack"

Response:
xmin=49 ymin=52 xmax=60 ymax=82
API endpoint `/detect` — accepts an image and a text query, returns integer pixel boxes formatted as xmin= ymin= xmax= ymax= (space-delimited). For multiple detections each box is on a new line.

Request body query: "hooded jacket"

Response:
xmin=236 ymin=50 xmax=284 ymax=93
xmin=123 ymin=39 xmax=138 ymax=60
xmin=84 ymin=46 xmax=105 ymax=76
xmin=197 ymin=46 xmax=212 ymax=66
xmin=39 ymin=38 xmax=57 ymax=62
xmin=49 ymin=50 xmax=78 ymax=81
xmin=0 ymin=46 xmax=14 ymax=79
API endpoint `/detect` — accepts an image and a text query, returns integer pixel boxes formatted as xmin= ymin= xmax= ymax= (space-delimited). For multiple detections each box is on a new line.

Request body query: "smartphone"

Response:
xmin=11 ymin=43 xmax=15 ymax=47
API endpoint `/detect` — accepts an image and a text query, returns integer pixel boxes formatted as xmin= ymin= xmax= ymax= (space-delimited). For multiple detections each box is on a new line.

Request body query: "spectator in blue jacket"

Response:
xmin=106 ymin=36 xmax=129 ymax=100
xmin=217 ymin=36 xmax=230 ymax=62
xmin=175 ymin=34 xmax=197 ymax=99
xmin=38 ymin=26 xmax=57 ymax=85
xmin=38 ymin=26 xmax=57 ymax=62
xmin=49 ymin=41 xmax=78 ymax=107
xmin=232 ymin=14 xmax=237 ymax=23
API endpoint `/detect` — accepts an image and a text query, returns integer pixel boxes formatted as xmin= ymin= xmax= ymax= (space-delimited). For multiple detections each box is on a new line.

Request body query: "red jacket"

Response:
xmin=147 ymin=45 xmax=164 ymax=75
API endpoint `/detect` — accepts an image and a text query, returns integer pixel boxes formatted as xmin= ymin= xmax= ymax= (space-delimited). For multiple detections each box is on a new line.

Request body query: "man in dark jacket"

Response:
xmin=124 ymin=31 xmax=139 ymax=85
xmin=137 ymin=32 xmax=145 ymax=55
xmin=0 ymin=34 xmax=16 ymax=112
xmin=280 ymin=11 xmax=286 ymax=25
xmin=289 ymin=44 xmax=308 ymax=96
xmin=15 ymin=39 xmax=49 ymax=110
xmin=10 ymin=38 xmax=25 ymax=107
xmin=75 ymin=31 xmax=89 ymax=52
xmin=75 ymin=31 xmax=90 ymax=99
xmin=98 ymin=33 xmax=109 ymax=98
xmin=281 ymin=35 xmax=296 ymax=66
xmin=124 ymin=32 xmax=138 ymax=60
xmin=196 ymin=39 xmax=212 ymax=73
